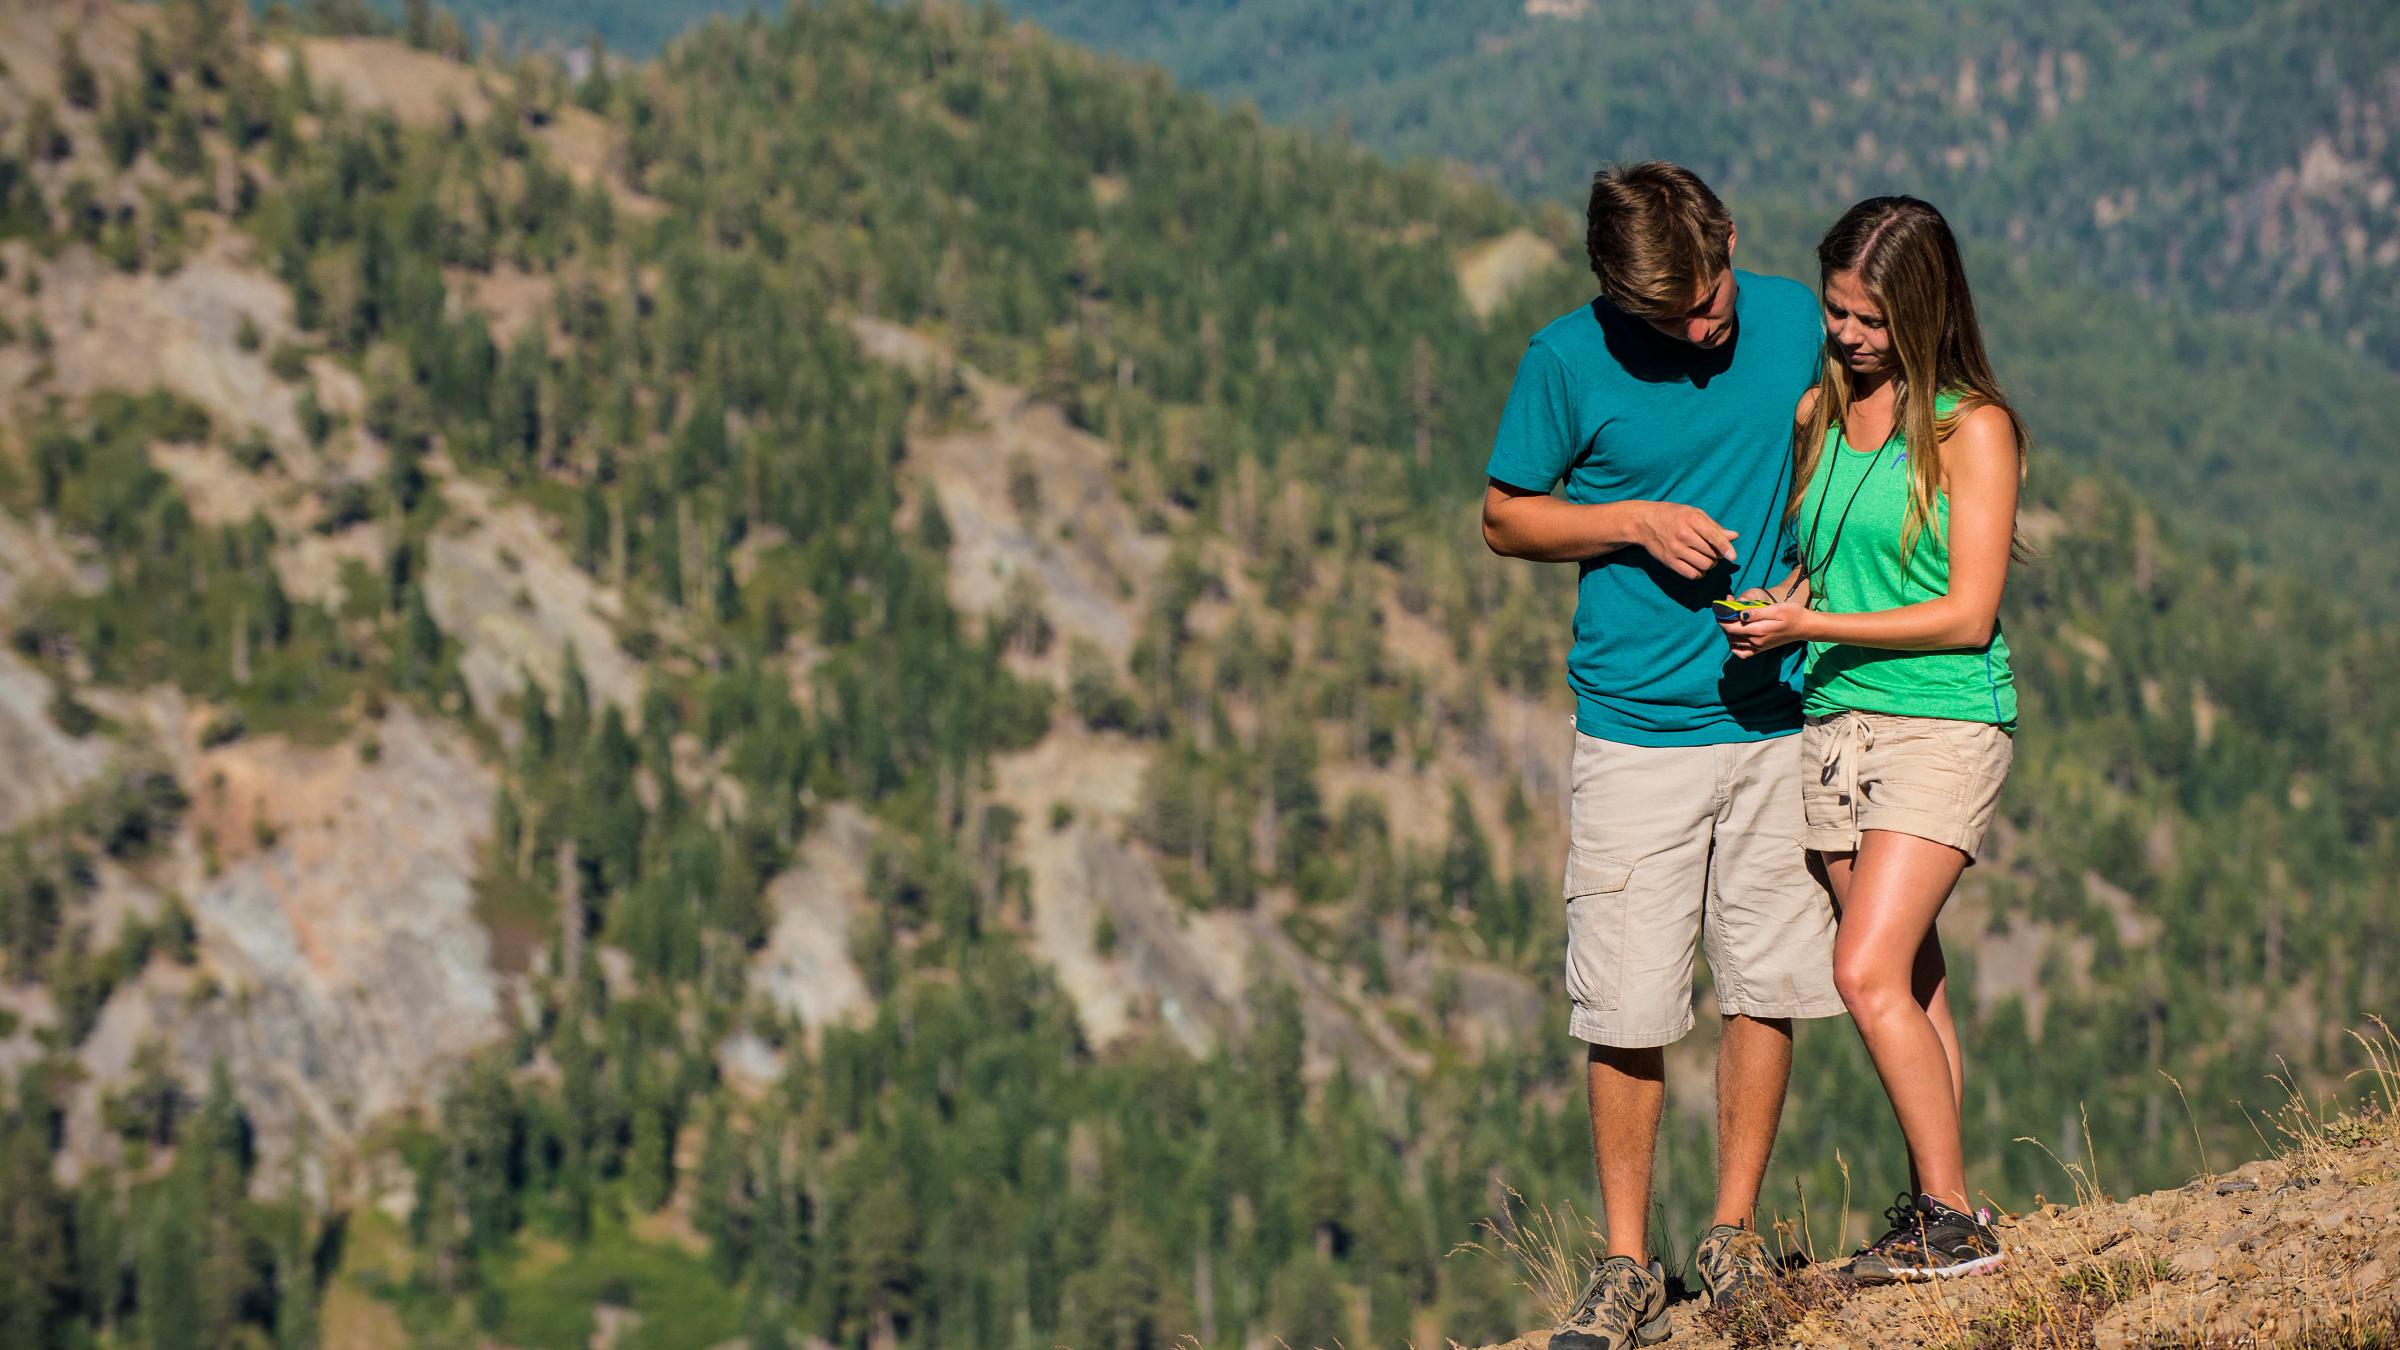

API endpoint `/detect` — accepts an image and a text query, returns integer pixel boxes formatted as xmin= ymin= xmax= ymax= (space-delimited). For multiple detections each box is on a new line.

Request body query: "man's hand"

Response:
xmin=1635 ymin=503 xmax=1739 ymax=579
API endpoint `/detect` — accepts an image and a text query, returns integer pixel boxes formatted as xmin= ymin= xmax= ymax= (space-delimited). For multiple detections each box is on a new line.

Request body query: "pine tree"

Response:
xmin=401 ymin=588 xmax=445 ymax=689
xmin=836 ymin=1163 xmax=921 ymax=1346
xmin=192 ymin=1064 xmax=256 ymax=1347
xmin=1250 ymin=982 xmax=1306 ymax=1135
xmin=0 ymin=1106 xmax=75 ymax=1350
xmin=1440 ymin=782 xmax=1492 ymax=921
xmin=402 ymin=0 xmax=434 ymax=50
xmin=443 ymin=1057 xmax=523 ymax=1256
xmin=274 ymin=1126 xmax=319 ymax=1350
xmin=754 ymin=1134 xmax=805 ymax=1307
xmin=695 ymin=1106 xmax=748 ymax=1281
xmin=60 ymin=34 xmax=100 ymax=111
xmin=136 ymin=1165 xmax=203 ymax=1350
xmin=628 ymin=1073 xmax=673 ymax=1212
xmin=1268 ymin=1253 xmax=1349 ymax=1350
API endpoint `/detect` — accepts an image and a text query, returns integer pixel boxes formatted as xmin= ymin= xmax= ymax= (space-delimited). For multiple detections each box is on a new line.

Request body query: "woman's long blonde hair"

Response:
xmin=1792 ymin=196 xmax=2029 ymax=559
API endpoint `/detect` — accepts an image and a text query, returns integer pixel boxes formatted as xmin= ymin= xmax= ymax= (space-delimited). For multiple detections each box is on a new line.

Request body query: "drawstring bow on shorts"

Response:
xmin=1819 ymin=710 xmax=1875 ymax=806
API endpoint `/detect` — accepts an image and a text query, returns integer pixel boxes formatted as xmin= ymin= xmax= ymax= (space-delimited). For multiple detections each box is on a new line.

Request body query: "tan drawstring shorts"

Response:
xmin=1798 ymin=709 xmax=2014 ymax=861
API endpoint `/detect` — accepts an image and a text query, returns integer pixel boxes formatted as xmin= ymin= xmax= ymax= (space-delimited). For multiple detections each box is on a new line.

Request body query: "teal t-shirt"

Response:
xmin=1486 ymin=271 xmax=1823 ymax=745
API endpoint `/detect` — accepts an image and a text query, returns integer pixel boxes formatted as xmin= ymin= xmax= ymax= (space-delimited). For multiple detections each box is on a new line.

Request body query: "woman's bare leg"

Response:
xmin=1820 ymin=833 xmax=1974 ymax=1211
xmin=1916 ymin=928 xmax=1964 ymax=1118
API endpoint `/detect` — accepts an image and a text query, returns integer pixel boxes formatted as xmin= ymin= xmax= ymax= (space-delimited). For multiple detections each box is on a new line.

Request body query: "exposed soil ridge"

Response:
xmin=1477 ymin=1122 xmax=2400 ymax=1349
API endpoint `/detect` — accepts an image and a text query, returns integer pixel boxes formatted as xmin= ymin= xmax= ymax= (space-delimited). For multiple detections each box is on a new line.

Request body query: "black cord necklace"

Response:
xmin=1785 ymin=415 xmax=1896 ymax=605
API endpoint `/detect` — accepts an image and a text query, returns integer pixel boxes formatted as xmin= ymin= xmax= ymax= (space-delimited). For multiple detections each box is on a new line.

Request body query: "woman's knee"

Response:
xmin=1834 ymin=951 xmax=1906 ymax=1017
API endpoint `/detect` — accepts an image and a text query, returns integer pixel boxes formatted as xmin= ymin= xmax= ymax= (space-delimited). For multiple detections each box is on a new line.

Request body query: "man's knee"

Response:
xmin=1588 ymin=1041 xmax=1666 ymax=1082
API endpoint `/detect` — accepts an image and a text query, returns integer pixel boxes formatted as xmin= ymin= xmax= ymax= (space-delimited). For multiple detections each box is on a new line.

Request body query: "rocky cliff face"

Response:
xmin=61 ymin=699 xmax=501 ymax=1185
xmin=0 ymin=647 xmax=113 ymax=834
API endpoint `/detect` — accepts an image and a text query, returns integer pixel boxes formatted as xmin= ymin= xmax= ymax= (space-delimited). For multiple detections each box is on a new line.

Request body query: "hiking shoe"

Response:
xmin=1692 ymin=1224 xmax=1775 ymax=1311
xmin=1848 ymin=1194 xmax=2004 ymax=1284
xmin=1551 ymin=1254 xmax=1671 ymax=1350
xmin=1857 ymin=1192 xmax=1922 ymax=1257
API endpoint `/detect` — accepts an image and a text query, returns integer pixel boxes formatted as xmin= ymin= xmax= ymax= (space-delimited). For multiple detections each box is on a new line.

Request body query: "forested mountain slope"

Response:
xmin=356 ymin=0 xmax=2400 ymax=375
xmin=1002 ymin=0 xmax=2400 ymax=372
xmin=320 ymin=0 xmax=2400 ymax=592
xmin=0 ymin=2 xmax=2392 ymax=1346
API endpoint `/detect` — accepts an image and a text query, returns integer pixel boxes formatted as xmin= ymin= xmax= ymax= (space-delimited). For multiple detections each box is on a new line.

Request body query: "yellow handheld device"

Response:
xmin=1711 ymin=598 xmax=1769 ymax=621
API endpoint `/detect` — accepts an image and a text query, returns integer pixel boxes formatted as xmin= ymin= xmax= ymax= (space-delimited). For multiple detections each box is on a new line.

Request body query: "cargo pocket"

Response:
xmin=1562 ymin=845 xmax=1635 ymax=1013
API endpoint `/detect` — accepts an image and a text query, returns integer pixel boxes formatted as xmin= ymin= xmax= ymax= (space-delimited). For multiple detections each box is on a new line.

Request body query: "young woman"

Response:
xmin=1720 ymin=195 xmax=2026 ymax=1283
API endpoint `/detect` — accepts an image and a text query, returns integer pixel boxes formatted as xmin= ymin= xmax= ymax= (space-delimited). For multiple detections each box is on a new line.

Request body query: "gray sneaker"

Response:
xmin=1847 ymin=1194 xmax=2004 ymax=1284
xmin=1551 ymin=1255 xmax=1671 ymax=1350
xmin=1692 ymin=1224 xmax=1774 ymax=1311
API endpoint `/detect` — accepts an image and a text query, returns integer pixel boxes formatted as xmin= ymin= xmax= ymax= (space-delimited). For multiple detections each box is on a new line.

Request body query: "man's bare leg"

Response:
xmin=1588 ymin=1043 xmax=1666 ymax=1262
xmin=1713 ymin=1014 xmax=1794 ymax=1230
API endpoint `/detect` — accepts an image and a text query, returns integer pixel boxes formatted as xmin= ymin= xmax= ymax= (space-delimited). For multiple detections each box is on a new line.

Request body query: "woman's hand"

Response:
xmin=1722 ymin=597 xmax=1815 ymax=659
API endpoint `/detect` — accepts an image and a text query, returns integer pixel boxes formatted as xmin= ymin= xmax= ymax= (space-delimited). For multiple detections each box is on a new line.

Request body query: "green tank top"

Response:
xmin=1794 ymin=391 xmax=2017 ymax=729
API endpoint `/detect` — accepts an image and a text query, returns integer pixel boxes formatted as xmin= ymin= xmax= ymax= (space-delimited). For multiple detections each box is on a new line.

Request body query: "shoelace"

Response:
xmin=1865 ymin=1194 xmax=1922 ymax=1253
xmin=1564 ymin=1262 xmax=1640 ymax=1326
xmin=1563 ymin=1265 xmax=1610 ymax=1326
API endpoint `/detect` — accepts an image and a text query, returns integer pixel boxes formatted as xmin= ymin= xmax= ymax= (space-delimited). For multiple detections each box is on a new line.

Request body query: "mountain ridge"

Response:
xmin=385 ymin=0 xmax=2400 ymax=369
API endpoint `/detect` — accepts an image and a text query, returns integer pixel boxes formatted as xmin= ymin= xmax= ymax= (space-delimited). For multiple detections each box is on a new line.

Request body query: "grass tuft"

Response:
xmin=1695 ymin=1261 xmax=1855 ymax=1349
xmin=1450 ymin=1185 xmax=1603 ymax=1327
xmin=1946 ymin=1257 xmax=2178 ymax=1350
xmin=2147 ymin=1307 xmax=2400 ymax=1349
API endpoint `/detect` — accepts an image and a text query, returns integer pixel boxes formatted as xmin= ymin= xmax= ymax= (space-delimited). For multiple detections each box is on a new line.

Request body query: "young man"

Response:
xmin=1480 ymin=162 xmax=1841 ymax=1350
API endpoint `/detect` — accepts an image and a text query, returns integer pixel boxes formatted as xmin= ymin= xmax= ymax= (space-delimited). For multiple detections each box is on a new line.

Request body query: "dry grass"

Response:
xmin=2262 ymin=1016 xmax=2400 ymax=1175
xmin=2148 ymin=1307 xmax=2400 ymax=1349
xmin=1871 ymin=1194 xmax=2178 ymax=1350
xmin=1693 ymin=1152 xmax=1863 ymax=1346
xmin=1695 ymin=1261 xmax=1856 ymax=1348
xmin=2340 ymin=1016 xmax=2400 ymax=1151
xmin=1940 ymin=1256 xmax=2179 ymax=1350
xmin=1923 ymin=1015 xmax=2400 ymax=1350
xmin=1449 ymin=1186 xmax=1604 ymax=1326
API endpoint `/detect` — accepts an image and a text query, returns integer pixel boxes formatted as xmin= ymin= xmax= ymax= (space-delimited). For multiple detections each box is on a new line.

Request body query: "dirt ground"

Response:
xmin=1480 ymin=1121 xmax=2400 ymax=1348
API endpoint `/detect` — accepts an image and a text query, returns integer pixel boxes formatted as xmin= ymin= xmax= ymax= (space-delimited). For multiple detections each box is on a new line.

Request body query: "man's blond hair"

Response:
xmin=1585 ymin=161 xmax=1735 ymax=320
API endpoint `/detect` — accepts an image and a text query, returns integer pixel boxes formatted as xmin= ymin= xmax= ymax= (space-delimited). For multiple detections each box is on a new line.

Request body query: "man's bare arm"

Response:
xmin=1481 ymin=481 xmax=1739 ymax=579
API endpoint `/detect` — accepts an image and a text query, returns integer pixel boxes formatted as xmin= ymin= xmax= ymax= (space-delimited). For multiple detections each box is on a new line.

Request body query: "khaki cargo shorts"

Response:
xmin=1562 ymin=728 xmax=1843 ymax=1048
xmin=1799 ymin=710 xmax=2014 ymax=860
